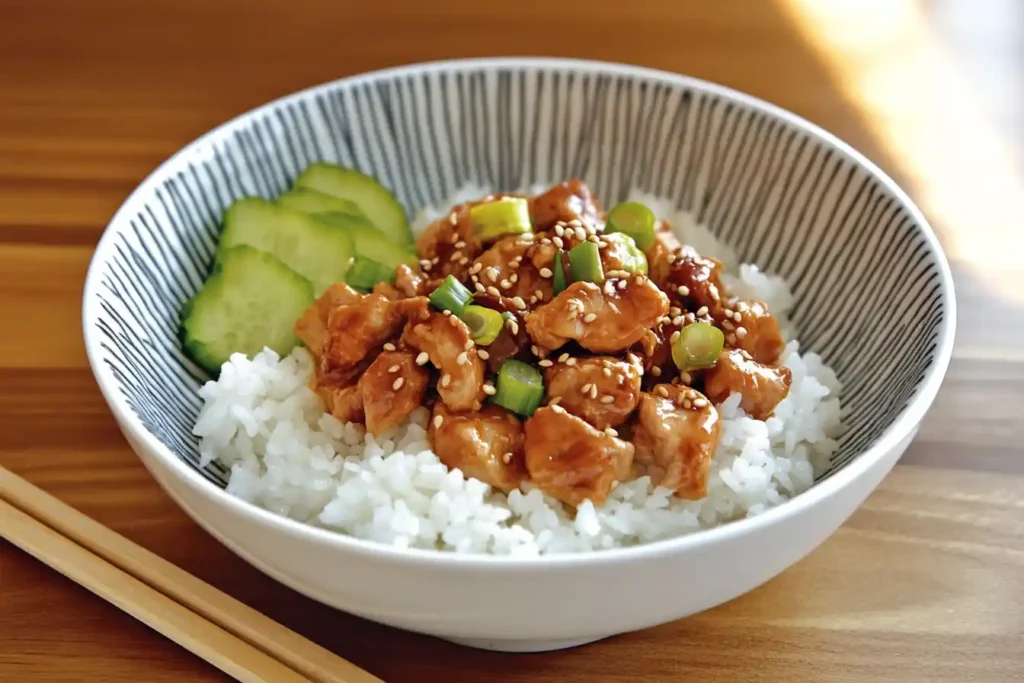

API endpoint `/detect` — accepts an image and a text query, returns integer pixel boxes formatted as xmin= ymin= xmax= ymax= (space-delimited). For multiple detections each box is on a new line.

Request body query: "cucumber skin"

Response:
xmin=179 ymin=245 xmax=314 ymax=374
xmin=277 ymin=187 xmax=367 ymax=219
xmin=314 ymin=211 xmax=418 ymax=270
xmin=294 ymin=163 xmax=413 ymax=244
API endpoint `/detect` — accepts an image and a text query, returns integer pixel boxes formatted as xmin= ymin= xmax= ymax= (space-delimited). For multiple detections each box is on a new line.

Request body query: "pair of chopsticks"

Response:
xmin=0 ymin=466 xmax=381 ymax=683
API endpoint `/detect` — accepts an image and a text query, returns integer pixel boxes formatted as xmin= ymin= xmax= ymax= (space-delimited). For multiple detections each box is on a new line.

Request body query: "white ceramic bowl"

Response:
xmin=83 ymin=58 xmax=955 ymax=652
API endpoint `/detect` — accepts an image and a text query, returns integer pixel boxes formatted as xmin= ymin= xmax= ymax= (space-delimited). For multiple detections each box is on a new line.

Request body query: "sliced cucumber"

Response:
xmin=294 ymin=163 xmax=412 ymax=244
xmin=277 ymin=187 xmax=366 ymax=219
xmin=315 ymin=211 xmax=417 ymax=271
xmin=218 ymin=197 xmax=353 ymax=295
xmin=180 ymin=245 xmax=314 ymax=373
xmin=346 ymin=256 xmax=397 ymax=292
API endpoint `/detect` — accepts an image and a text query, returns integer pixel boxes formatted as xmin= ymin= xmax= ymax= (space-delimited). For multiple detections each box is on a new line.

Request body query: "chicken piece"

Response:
xmin=358 ymin=350 xmax=430 ymax=436
xmin=631 ymin=325 xmax=675 ymax=382
xmin=523 ymin=405 xmax=634 ymax=507
xmin=429 ymin=404 xmax=527 ymax=493
xmin=529 ymin=179 xmax=602 ymax=230
xmin=703 ymin=349 xmax=792 ymax=420
xmin=544 ymin=354 xmax=643 ymax=430
xmin=293 ymin=283 xmax=364 ymax=357
xmin=632 ymin=384 xmax=720 ymax=499
xmin=310 ymin=360 xmax=367 ymax=424
xmin=721 ymin=300 xmax=786 ymax=366
xmin=402 ymin=311 xmax=487 ymax=411
xmin=645 ymin=226 xmax=683 ymax=285
xmin=469 ymin=235 xmax=551 ymax=303
xmin=321 ymin=294 xmax=429 ymax=374
xmin=660 ymin=245 xmax=726 ymax=316
xmin=395 ymin=263 xmax=429 ymax=298
xmin=415 ymin=207 xmax=481 ymax=281
xmin=526 ymin=277 xmax=669 ymax=353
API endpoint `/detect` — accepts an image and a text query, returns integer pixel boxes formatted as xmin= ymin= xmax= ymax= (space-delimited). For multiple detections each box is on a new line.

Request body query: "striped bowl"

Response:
xmin=82 ymin=58 xmax=955 ymax=651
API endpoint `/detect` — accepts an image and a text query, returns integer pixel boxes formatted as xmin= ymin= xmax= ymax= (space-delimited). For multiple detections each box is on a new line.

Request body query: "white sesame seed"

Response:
xmin=534 ymin=289 xmax=544 ymax=300
xmin=680 ymin=371 xmax=693 ymax=384
xmin=670 ymin=330 xmax=681 ymax=344
xmin=583 ymin=312 xmax=598 ymax=323
xmin=451 ymin=251 xmax=462 ymax=261
xmin=539 ymin=359 xmax=553 ymax=367
xmin=683 ymin=399 xmax=693 ymax=410
xmin=483 ymin=384 xmax=497 ymax=396
xmin=617 ymin=280 xmax=627 ymax=290
xmin=416 ymin=352 xmax=429 ymax=365
xmin=552 ymin=236 xmax=564 ymax=249
xmin=566 ymin=358 xmax=578 ymax=366
xmin=441 ymin=374 xmax=451 ymax=387
xmin=602 ymin=367 xmax=612 ymax=377
xmin=420 ymin=259 xmax=432 ymax=268
xmin=655 ymin=386 xmax=669 ymax=397
xmin=458 ymin=257 xmax=469 ymax=265
xmin=539 ymin=267 xmax=553 ymax=278
xmin=555 ymin=225 xmax=565 ymax=237
xmin=673 ymin=316 xmax=685 ymax=326
xmin=432 ymin=257 xmax=440 ymax=264
xmin=433 ymin=414 xmax=444 ymax=428
xmin=487 ymin=286 xmax=501 ymax=297
xmin=486 ymin=267 xmax=500 ymax=282
xmin=455 ymin=240 xmax=466 ymax=249
xmin=448 ymin=213 xmax=458 ymax=226
xmin=531 ymin=345 xmax=541 ymax=356
xmin=651 ymin=366 xmax=662 ymax=377
xmin=634 ymin=276 xmax=645 ymax=285
xmin=475 ymin=282 xmax=486 ymax=293
xmin=693 ymin=398 xmax=708 ymax=408
xmin=443 ymin=309 xmax=452 ymax=316
xmin=548 ymin=397 xmax=562 ymax=406
xmin=449 ymin=316 xmax=460 ymax=326
xmin=604 ymin=427 xmax=618 ymax=437
xmin=514 ymin=255 xmax=524 ymax=263
xmin=736 ymin=327 xmax=748 ymax=339
xmin=528 ymin=296 xmax=538 ymax=304
xmin=464 ymin=339 xmax=474 ymax=350
xmin=387 ymin=364 xmax=400 ymax=373
xmin=589 ymin=385 xmax=598 ymax=399
xmin=575 ymin=227 xmax=587 ymax=241
xmin=478 ymin=350 xmax=490 ymax=360
xmin=677 ymin=285 xmax=690 ymax=296
xmin=500 ymin=279 xmax=512 ymax=290
xmin=383 ymin=343 xmax=396 ymax=351
xmin=558 ymin=353 xmax=569 ymax=363
xmin=588 ymin=235 xmax=599 ymax=243
xmin=392 ymin=377 xmax=405 ymax=391
xmin=457 ymin=352 xmax=468 ymax=365
xmin=512 ymin=296 xmax=527 ymax=310
xmin=600 ymin=395 xmax=615 ymax=404
xmin=501 ymin=452 xmax=512 ymax=464
xmin=510 ymin=273 xmax=518 ymax=283
xmin=470 ymin=262 xmax=483 ymax=275
xmin=696 ymin=306 xmax=709 ymax=317
xmin=722 ymin=320 xmax=735 ymax=331
xmin=540 ymin=237 xmax=551 ymax=245
xmin=509 ymin=260 xmax=520 ymax=270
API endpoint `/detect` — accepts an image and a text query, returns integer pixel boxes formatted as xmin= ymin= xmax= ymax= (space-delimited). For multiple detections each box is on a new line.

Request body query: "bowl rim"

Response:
xmin=82 ymin=56 xmax=957 ymax=569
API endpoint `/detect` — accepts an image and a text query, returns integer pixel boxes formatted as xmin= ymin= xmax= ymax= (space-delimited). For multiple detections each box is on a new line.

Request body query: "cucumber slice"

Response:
xmin=294 ymin=163 xmax=412 ymax=244
xmin=277 ymin=187 xmax=366 ymax=219
xmin=315 ymin=211 xmax=418 ymax=271
xmin=346 ymin=256 xmax=397 ymax=292
xmin=218 ymin=197 xmax=353 ymax=295
xmin=180 ymin=245 xmax=314 ymax=373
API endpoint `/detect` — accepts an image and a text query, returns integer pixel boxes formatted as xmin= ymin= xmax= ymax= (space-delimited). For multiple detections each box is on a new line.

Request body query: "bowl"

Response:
xmin=83 ymin=58 xmax=955 ymax=652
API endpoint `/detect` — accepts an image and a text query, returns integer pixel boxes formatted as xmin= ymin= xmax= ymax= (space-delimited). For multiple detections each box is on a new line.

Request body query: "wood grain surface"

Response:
xmin=2 ymin=0 xmax=1023 ymax=681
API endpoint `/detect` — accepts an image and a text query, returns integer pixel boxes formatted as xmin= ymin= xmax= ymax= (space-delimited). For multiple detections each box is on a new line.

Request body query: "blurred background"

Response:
xmin=2 ymin=1 xmax=1022 ymax=681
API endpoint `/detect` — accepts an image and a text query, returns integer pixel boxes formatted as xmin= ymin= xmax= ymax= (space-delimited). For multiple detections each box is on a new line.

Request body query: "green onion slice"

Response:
xmin=346 ymin=257 xmax=395 ymax=292
xmin=492 ymin=359 xmax=545 ymax=417
xmin=460 ymin=305 xmax=504 ymax=345
xmin=568 ymin=241 xmax=604 ymax=285
xmin=603 ymin=232 xmax=649 ymax=275
xmin=552 ymin=249 xmax=568 ymax=294
xmin=429 ymin=275 xmax=473 ymax=315
xmin=671 ymin=322 xmax=725 ymax=372
xmin=606 ymin=201 xmax=656 ymax=251
xmin=469 ymin=197 xmax=532 ymax=242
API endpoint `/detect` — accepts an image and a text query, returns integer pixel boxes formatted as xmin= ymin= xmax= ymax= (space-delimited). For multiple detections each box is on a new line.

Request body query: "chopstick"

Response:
xmin=0 ymin=466 xmax=382 ymax=683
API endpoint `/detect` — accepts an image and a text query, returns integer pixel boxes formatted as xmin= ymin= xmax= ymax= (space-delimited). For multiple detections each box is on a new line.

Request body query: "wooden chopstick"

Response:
xmin=0 ymin=498 xmax=313 ymax=682
xmin=0 ymin=467 xmax=381 ymax=683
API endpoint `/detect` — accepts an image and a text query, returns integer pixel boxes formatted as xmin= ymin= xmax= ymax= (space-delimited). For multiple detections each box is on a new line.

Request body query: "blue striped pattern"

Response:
xmin=85 ymin=61 xmax=947 ymax=489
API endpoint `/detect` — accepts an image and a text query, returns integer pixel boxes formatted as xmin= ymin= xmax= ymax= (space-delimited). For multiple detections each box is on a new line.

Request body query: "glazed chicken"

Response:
xmin=295 ymin=180 xmax=794 ymax=511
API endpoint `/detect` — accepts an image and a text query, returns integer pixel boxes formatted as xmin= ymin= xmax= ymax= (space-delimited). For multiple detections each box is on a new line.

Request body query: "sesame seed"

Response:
xmin=383 ymin=343 xmax=396 ymax=351
xmin=422 ymin=262 xmax=433 ymax=271
xmin=420 ymin=259 xmax=432 ymax=269
xmin=487 ymin=286 xmax=501 ymax=297
xmin=696 ymin=306 xmax=709 ymax=317
xmin=449 ymin=316 xmax=460 ymax=327
xmin=726 ymin=334 xmax=737 ymax=345
xmin=575 ymin=227 xmax=587 ymax=241
xmin=672 ymin=315 xmax=685 ymax=326
xmin=552 ymin=236 xmax=564 ymax=249
xmin=567 ymin=219 xmax=582 ymax=228
xmin=500 ymin=279 xmax=512 ymax=289
xmin=580 ymin=383 xmax=593 ymax=394
xmin=451 ymin=251 xmax=462 ymax=261
xmin=441 ymin=374 xmax=452 ymax=387
xmin=539 ymin=267 xmax=553 ymax=278
xmin=680 ymin=371 xmax=693 ymax=384
xmin=605 ymin=282 xmax=617 ymax=296
xmin=392 ymin=377 xmax=405 ymax=391
xmin=474 ymin=282 xmax=486 ymax=293
xmin=505 ymin=318 xmax=519 ymax=335
xmin=448 ymin=213 xmax=458 ymax=225
xmin=580 ymin=312 xmax=596 ymax=323
xmin=443 ymin=309 xmax=452 ymax=316
xmin=602 ymin=367 xmax=612 ymax=377
xmin=531 ymin=344 xmax=541 ymax=356
xmin=736 ymin=327 xmax=748 ymax=339
xmin=528 ymin=296 xmax=538 ymax=304
xmin=501 ymin=452 xmax=512 ymax=464
xmin=416 ymin=352 xmax=429 ymax=365
xmin=683 ymin=399 xmax=693 ymax=409
xmin=470 ymin=262 xmax=483 ymax=275
xmin=566 ymin=358 xmax=578 ymax=366
xmin=478 ymin=350 xmax=490 ymax=360
xmin=483 ymin=384 xmax=497 ymax=396
xmin=634 ymin=276 xmax=645 ymax=285
xmin=457 ymin=352 xmax=468 ymax=365
xmin=655 ymin=386 xmax=669 ymax=397
xmin=455 ymin=240 xmax=466 ymax=249
xmin=677 ymin=285 xmax=690 ymax=297
xmin=510 ymin=274 xmax=518 ymax=283
xmin=693 ymin=398 xmax=708 ymax=408
xmin=588 ymin=235 xmax=599 ymax=243
xmin=433 ymin=415 xmax=444 ymax=428
xmin=464 ymin=339 xmax=474 ymax=350
xmin=539 ymin=359 xmax=553 ymax=367
xmin=432 ymin=257 xmax=440 ymax=265
xmin=555 ymin=225 xmax=565 ymax=236
xmin=733 ymin=311 xmax=743 ymax=322
xmin=670 ymin=330 xmax=681 ymax=344
xmin=540 ymin=237 xmax=552 ymax=245
xmin=600 ymin=395 xmax=615 ymax=404
xmin=486 ymin=267 xmax=500 ymax=282
xmin=617 ymin=280 xmax=627 ymax=290
xmin=509 ymin=260 xmax=520 ymax=269
xmin=548 ymin=397 xmax=562 ymax=406
xmin=535 ymin=289 xmax=544 ymax=299
xmin=387 ymin=364 xmax=400 ymax=373
xmin=458 ymin=257 xmax=469 ymax=265
xmin=670 ymin=307 xmax=682 ymax=317
xmin=722 ymin=320 xmax=735 ymax=331
xmin=737 ymin=302 xmax=750 ymax=313
xmin=604 ymin=427 xmax=618 ymax=437
xmin=651 ymin=366 xmax=662 ymax=376
xmin=558 ymin=353 xmax=570 ymax=363
xmin=514 ymin=255 xmax=524 ymax=263
xmin=512 ymin=296 xmax=527 ymax=310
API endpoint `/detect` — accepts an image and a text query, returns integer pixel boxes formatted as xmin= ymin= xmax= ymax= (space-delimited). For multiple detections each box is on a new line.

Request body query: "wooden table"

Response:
xmin=2 ymin=0 xmax=1023 ymax=680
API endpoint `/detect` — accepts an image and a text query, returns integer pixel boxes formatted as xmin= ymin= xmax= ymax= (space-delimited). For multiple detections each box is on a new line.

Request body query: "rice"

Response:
xmin=192 ymin=191 xmax=844 ymax=556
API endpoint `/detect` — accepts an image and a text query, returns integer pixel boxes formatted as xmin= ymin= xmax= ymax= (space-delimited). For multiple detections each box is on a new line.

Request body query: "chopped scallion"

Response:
xmin=346 ymin=257 xmax=395 ymax=292
xmin=671 ymin=322 xmax=725 ymax=371
xmin=603 ymin=232 xmax=648 ymax=275
xmin=429 ymin=275 xmax=473 ymax=315
xmin=606 ymin=201 xmax=656 ymax=251
xmin=460 ymin=305 xmax=504 ymax=345
xmin=469 ymin=197 xmax=532 ymax=242
xmin=492 ymin=359 xmax=545 ymax=417
xmin=552 ymin=249 xmax=568 ymax=294
xmin=568 ymin=241 xmax=604 ymax=284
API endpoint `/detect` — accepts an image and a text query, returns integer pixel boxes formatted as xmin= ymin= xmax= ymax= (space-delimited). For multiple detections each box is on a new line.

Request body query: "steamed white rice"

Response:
xmin=192 ymin=189 xmax=844 ymax=556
